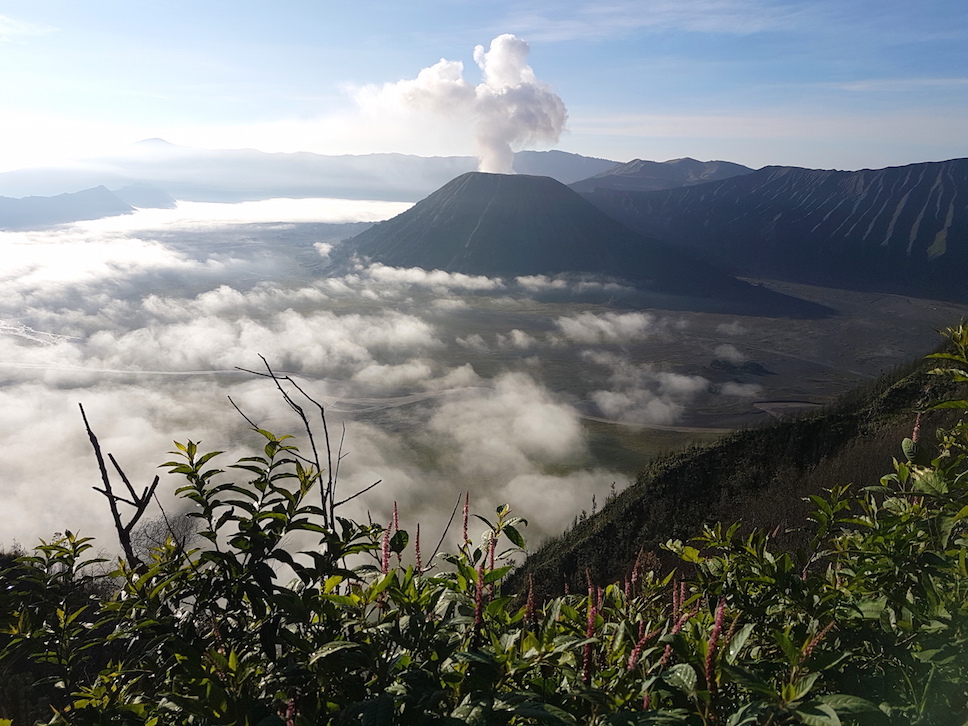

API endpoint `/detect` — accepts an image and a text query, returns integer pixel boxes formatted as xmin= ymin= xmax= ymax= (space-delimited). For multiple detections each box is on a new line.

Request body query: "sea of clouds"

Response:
xmin=0 ymin=199 xmax=747 ymax=555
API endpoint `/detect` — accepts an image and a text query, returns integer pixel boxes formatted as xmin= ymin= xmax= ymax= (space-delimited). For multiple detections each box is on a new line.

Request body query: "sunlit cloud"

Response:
xmin=74 ymin=198 xmax=412 ymax=231
xmin=554 ymin=311 xmax=657 ymax=344
xmin=582 ymin=350 xmax=709 ymax=425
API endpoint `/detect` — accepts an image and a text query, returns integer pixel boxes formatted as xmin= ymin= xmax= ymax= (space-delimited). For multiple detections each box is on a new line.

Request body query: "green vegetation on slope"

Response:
xmin=513 ymin=346 xmax=965 ymax=597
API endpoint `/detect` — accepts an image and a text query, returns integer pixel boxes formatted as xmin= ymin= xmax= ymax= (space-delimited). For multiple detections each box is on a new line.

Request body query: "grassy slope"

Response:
xmin=513 ymin=353 xmax=964 ymax=597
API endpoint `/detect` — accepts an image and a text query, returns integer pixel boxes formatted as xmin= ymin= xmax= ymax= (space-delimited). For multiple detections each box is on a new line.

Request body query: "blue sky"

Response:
xmin=1 ymin=0 xmax=966 ymax=172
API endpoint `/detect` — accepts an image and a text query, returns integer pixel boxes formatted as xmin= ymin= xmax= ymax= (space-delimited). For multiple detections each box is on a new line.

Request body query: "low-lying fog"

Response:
xmin=2 ymin=199 xmax=964 ymax=555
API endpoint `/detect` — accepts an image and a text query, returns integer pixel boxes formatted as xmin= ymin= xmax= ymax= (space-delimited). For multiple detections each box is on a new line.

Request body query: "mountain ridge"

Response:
xmin=582 ymin=157 xmax=968 ymax=301
xmin=569 ymin=156 xmax=754 ymax=193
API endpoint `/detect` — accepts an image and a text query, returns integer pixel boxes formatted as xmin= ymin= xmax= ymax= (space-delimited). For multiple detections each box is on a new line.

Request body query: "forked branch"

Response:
xmin=79 ymin=403 xmax=158 ymax=568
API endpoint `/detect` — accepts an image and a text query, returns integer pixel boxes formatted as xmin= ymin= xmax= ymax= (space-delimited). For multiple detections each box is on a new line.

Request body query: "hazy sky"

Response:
xmin=2 ymin=0 xmax=966 ymax=172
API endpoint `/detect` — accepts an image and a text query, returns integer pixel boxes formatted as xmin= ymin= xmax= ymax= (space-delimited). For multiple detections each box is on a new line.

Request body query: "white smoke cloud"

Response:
xmin=358 ymin=34 xmax=567 ymax=174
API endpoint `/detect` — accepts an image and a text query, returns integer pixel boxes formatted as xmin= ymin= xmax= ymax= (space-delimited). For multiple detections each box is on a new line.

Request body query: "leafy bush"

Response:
xmin=2 ymin=329 xmax=968 ymax=725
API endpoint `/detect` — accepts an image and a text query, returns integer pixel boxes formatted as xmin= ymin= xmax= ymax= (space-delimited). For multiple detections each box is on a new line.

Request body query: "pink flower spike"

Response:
xmin=462 ymin=492 xmax=469 ymax=546
xmin=802 ymin=620 xmax=836 ymax=663
xmin=381 ymin=521 xmax=391 ymax=574
xmin=705 ymin=599 xmax=726 ymax=692
xmin=526 ymin=574 xmax=537 ymax=627
xmin=627 ymin=626 xmax=662 ymax=670
xmin=660 ymin=610 xmax=694 ymax=668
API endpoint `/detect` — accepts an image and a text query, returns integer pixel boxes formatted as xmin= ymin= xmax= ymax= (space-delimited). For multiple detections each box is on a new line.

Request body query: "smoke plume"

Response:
xmin=361 ymin=34 xmax=567 ymax=173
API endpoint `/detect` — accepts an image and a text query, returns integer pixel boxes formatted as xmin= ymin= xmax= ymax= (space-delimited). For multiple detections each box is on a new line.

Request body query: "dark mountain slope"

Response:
xmin=570 ymin=157 xmax=753 ymax=194
xmin=338 ymin=172 xmax=828 ymax=316
xmin=513 ymin=352 xmax=965 ymax=596
xmin=583 ymin=159 xmax=968 ymax=301
xmin=0 ymin=186 xmax=133 ymax=229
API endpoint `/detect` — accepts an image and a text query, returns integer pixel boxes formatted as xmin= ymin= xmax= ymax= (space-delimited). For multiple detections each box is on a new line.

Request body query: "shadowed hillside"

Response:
xmin=583 ymin=158 xmax=968 ymax=301
xmin=513 ymin=349 xmax=966 ymax=596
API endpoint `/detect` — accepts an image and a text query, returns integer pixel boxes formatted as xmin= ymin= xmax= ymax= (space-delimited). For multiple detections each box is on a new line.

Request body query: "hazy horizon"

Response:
xmin=2 ymin=2 xmax=967 ymax=173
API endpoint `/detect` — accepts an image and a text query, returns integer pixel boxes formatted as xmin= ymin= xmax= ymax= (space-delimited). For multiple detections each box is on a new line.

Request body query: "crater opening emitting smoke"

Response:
xmin=361 ymin=34 xmax=567 ymax=174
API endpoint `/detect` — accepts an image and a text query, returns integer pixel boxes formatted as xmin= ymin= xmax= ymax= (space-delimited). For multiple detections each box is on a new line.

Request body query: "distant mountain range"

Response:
xmin=4 ymin=147 xmax=966 ymax=305
xmin=582 ymin=158 xmax=968 ymax=301
xmin=569 ymin=157 xmax=753 ymax=194
xmin=0 ymin=184 xmax=174 ymax=230
xmin=335 ymin=171 xmax=827 ymax=316
xmin=0 ymin=141 xmax=617 ymax=202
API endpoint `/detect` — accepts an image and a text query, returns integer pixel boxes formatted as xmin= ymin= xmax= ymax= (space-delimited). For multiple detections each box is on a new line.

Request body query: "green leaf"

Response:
xmin=817 ymin=694 xmax=883 ymax=715
xmin=498 ymin=700 xmax=578 ymax=725
xmin=854 ymin=596 xmax=887 ymax=620
xmin=663 ymin=663 xmax=698 ymax=696
xmin=726 ymin=623 xmax=754 ymax=664
xmin=309 ymin=641 xmax=361 ymax=665
xmin=366 ymin=571 xmax=395 ymax=599
xmin=503 ymin=524 xmax=526 ymax=549
xmin=792 ymin=672 xmax=820 ymax=701
xmin=678 ymin=546 xmax=703 ymax=563
xmin=901 ymin=438 xmax=918 ymax=462
xmin=794 ymin=702 xmax=841 ymax=726
xmin=390 ymin=529 xmax=409 ymax=554
xmin=720 ymin=664 xmax=778 ymax=698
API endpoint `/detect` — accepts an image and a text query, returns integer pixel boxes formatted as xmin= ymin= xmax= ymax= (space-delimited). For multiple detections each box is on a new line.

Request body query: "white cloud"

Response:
xmin=555 ymin=311 xmax=656 ymax=344
xmin=427 ymin=372 xmax=586 ymax=479
xmin=361 ymin=264 xmax=505 ymax=292
xmin=713 ymin=343 xmax=746 ymax=363
xmin=72 ymin=199 xmax=410 ymax=231
xmin=457 ymin=333 xmax=490 ymax=353
xmin=583 ymin=350 xmax=709 ymax=425
xmin=497 ymin=329 xmax=535 ymax=349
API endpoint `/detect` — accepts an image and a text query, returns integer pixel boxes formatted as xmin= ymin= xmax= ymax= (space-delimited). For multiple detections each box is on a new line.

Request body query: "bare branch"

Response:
xmin=333 ymin=480 xmax=382 ymax=508
xmin=80 ymin=403 xmax=141 ymax=567
xmin=427 ymin=493 xmax=463 ymax=567
xmin=227 ymin=395 xmax=260 ymax=430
